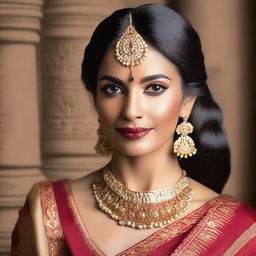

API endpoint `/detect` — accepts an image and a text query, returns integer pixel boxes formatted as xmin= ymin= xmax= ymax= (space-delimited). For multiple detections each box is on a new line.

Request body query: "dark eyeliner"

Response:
xmin=100 ymin=84 xmax=124 ymax=96
xmin=144 ymin=83 xmax=169 ymax=95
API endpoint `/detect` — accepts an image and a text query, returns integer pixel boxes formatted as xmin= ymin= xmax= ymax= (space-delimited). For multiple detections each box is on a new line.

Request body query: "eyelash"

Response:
xmin=100 ymin=83 xmax=168 ymax=96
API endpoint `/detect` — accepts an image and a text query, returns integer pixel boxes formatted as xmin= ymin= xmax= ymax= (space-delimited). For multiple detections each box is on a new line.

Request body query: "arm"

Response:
xmin=11 ymin=184 xmax=51 ymax=255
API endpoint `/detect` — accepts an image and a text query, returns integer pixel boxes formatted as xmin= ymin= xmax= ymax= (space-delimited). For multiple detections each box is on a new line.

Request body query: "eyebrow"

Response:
xmin=98 ymin=74 xmax=172 ymax=85
xmin=140 ymin=74 xmax=172 ymax=83
xmin=99 ymin=75 xmax=125 ymax=87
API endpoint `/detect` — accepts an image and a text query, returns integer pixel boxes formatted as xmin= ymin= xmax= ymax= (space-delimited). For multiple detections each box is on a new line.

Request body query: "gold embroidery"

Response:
xmin=171 ymin=229 xmax=179 ymax=235
xmin=65 ymin=181 xmax=228 ymax=256
xmin=206 ymin=221 xmax=216 ymax=228
xmin=117 ymin=196 xmax=224 ymax=256
xmin=39 ymin=182 xmax=67 ymax=256
xmin=223 ymin=223 xmax=256 ymax=256
xmin=171 ymin=195 xmax=241 ymax=256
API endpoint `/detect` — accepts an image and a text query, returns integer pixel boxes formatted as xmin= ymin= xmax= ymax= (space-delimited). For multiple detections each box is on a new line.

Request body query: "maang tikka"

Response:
xmin=115 ymin=13 xmax=148 ymax=82
xmin=173 ymin=117 xmax=197 ymax=158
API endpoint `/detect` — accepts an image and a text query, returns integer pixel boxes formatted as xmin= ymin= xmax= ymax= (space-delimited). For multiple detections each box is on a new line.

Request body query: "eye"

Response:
xmin=100 ymin=84 xmax=124 ymax=96
xmin=145 ymin=83 xmax=168 ymax=95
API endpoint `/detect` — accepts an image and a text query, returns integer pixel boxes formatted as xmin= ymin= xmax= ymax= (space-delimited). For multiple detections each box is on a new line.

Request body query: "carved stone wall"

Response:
xmin=0 ymin=0 xmax=45 ymax=255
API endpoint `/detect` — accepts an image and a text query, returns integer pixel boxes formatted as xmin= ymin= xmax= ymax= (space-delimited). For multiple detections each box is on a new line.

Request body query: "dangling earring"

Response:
xmin=95 ymin=124 xmax=114 ymax=156
xmin=173 ymin=117 xmax=197 ymax=158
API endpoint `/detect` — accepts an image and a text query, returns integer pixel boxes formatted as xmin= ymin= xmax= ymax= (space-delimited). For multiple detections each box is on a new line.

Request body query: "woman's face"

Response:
xmin=96 ymin=45 xmax=195 ymax=157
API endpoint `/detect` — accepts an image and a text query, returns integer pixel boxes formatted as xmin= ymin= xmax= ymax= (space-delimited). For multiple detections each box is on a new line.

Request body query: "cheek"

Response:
xmin=151 ymin=91 xmax=182 ymax=126
xmin=96 ymin=94 xmax=121 ymax=123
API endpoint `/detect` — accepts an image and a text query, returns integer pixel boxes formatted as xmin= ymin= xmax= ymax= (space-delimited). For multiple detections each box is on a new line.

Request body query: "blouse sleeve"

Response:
xmin=11 ymin=184 xmax=51 ymax=256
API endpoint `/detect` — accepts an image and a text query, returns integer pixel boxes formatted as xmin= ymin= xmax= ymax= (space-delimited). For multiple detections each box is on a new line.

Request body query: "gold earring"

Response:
xmin=95 ymin=125 xmax=114 ymax=156
xmin=173 ymin=117 xmax=197 ymax=158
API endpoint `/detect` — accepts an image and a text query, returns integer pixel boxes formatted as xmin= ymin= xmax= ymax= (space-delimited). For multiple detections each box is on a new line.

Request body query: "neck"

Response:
xmin=109 ymin=143 xmax=182 ymax=192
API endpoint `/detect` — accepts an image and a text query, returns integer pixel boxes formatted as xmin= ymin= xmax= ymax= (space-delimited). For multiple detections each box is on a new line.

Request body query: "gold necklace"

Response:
xmin=92 ymin=165 xmax=194 ymax=229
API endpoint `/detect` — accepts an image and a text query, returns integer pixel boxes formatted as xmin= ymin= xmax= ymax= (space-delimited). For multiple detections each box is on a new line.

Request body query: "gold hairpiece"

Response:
xmin=115 ymin=13 xmax=148 ymax=82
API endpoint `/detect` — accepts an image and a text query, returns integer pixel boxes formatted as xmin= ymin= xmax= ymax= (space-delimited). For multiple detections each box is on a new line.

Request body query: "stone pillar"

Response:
xmin=175 ymin=0 xmax=247 ymax=199
xmin=0 ymin=0 xmax=45 ymax=254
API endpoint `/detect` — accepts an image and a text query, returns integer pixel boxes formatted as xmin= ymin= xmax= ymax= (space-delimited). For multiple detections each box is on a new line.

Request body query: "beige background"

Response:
xmin=0 ymin=0 xmax=255 ymax=255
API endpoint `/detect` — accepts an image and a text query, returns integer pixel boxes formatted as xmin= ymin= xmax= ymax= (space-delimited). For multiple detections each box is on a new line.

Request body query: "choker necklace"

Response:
xmin=92 ymin=165 xmax=194 ymax=229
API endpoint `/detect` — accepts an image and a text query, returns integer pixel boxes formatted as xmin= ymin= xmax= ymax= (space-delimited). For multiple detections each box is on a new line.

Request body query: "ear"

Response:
xmin=179 ymin=95 xmax=197 ymax=119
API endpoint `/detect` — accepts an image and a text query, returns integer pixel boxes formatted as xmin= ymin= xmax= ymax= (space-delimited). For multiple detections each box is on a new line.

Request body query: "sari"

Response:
xmin=11 ymin=180 xmax=256 ymax=256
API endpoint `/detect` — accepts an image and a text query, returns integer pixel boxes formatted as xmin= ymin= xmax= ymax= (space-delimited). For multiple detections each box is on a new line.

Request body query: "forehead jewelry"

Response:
xmin=115 ymin=13 xmax=148 ymax=82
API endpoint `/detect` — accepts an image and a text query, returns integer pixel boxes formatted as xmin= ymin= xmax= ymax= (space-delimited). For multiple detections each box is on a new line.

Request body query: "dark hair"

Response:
xmin=81 ymin=4 xmax=230 ymax=193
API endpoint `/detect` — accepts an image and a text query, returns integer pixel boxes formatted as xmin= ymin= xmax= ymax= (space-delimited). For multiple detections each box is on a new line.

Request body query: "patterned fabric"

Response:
xmin=11 ymin=180 xmax=256 ymax=256
xmin=223 ymin=223 xmax=256 ymax=255
xmin=39 ymin=182 xmax=67 ymax=255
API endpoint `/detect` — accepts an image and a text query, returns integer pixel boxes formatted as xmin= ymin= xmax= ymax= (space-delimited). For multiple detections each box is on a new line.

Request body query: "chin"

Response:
xmin=113 ymin=142 xmax=160 ymax=157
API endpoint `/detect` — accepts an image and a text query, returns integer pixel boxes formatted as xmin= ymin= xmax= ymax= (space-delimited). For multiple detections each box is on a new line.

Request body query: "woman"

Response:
xmin=11 ymin=4 xmax=256 ymax=256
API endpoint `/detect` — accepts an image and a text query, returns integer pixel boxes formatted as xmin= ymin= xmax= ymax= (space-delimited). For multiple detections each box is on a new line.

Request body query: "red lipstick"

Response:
xmin=116 ymin=127 xmax=152 ymax=140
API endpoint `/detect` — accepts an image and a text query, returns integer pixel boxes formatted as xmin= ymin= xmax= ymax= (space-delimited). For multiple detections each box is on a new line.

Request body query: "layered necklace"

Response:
xmin=92 ymin=165 xmax=194 ymax=229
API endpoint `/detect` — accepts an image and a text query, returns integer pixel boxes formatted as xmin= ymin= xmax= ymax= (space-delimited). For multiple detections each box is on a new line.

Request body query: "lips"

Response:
xmin=117 ymin=127 xmax=152 ymax=133
xmin=116 ymin=127 xmax=152 ymax=139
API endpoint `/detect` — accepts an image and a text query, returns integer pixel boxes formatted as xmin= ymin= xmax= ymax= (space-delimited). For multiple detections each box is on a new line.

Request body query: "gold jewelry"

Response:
xmin=94 ymin=125 xmax=114 ymax=156
xmin=173 ymin=117 xmax=197 ymax=158
xmin=115 ymin=13 xmax=148 ymax=82
xmin=92 ymin=165 xmax=194 ymax=229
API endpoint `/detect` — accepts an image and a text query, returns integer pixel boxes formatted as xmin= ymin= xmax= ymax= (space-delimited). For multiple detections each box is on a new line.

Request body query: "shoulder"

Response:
xmin=26 ymin=182 xmax=42 ymax=207
xmin=26 ymin=179 xmax=69 ymax=209
xmin=223 ymin=195 xmax=256 ymax=220
xmin=187 ymin=177 xmax=256 ymax=220
xmin=188 ymin=179 xmax=256 ymax=231
xmin=213 ymin=194 xmax=256 ymax=220
xmin=26 ymin=172 xmax=100 ymax=208
xmin=196 ymin=186 xmax=256 ymax=224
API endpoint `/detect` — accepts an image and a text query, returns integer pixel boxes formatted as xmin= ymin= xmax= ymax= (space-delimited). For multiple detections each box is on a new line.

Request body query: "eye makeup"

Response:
xmin=144 ymin=82 xmax=169 ymax=96
xmin=100 ymin=84 xmax=125 ymax=96
xmin=98 ymin=73 xmax=172 ymax=97
xmin=100 ymin=82 xmax=169 ymax=96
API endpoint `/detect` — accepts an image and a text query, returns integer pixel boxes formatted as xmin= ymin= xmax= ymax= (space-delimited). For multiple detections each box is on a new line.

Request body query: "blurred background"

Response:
xmin=0 ymin=0 xmax=255 ymax=254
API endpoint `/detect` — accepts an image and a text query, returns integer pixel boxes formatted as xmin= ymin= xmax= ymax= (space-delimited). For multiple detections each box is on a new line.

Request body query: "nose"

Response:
xmin=121 ymin=89 xmax=143 ymax=121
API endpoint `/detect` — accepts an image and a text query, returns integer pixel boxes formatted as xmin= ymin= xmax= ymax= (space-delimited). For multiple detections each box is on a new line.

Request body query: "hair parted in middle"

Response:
xmin=81 ymin=4 xmax=230 ymax=194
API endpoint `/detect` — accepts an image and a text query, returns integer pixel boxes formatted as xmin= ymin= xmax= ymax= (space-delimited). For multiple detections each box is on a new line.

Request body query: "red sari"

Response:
xmin=11 ymin=180 xmax=256 ymax=255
